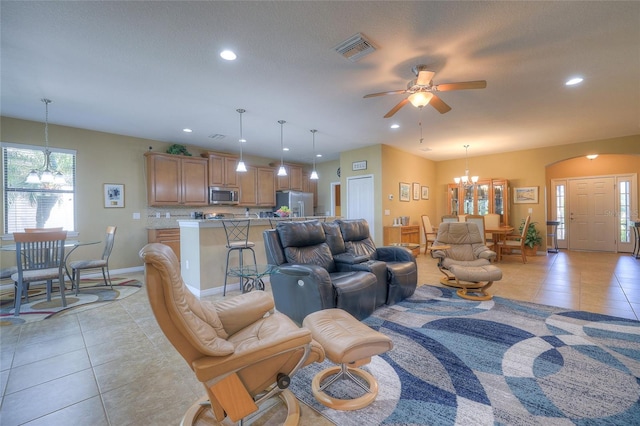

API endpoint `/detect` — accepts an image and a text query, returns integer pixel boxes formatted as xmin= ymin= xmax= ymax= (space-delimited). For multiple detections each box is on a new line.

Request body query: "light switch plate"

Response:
xmin=132 ymin=212 xmax=140 ymax=220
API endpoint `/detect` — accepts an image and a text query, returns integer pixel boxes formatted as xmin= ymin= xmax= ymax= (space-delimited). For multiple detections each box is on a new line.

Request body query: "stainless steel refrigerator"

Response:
xmin=275 ymin=190 xmax=314 ymax=217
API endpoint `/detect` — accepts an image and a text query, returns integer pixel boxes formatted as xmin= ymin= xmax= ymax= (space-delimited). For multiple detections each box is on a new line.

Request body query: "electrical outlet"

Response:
xmin=155 ymin=212 xmax=161 ymax=218
xmin=528 ymin=208 xmax=533 ymax=214
xmin=165 ymin=212 xmax=171 ymax=218
xmin=384 ymin=209 xmax=390 ymax=215
xmin=132 ymin=212 xmax=140 ymax=220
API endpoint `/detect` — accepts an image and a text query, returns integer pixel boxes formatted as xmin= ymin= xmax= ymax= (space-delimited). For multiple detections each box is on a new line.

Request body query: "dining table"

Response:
xmin=485 ymin=226 xmax=515 ymax=261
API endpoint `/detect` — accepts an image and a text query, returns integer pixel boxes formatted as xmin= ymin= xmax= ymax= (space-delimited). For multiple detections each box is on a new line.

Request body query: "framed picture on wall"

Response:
xmin=412 ymin=182 xmax=420 ymax=200
xmin=513 ymin=186 xmax=538 ymax=204
xmin=421 ymin=186 xmax=429 ymax=200
xmin=104 ymin=183 xmax=125 ymax=208
xmin=399 ymin=182 xmax=410 ymax=202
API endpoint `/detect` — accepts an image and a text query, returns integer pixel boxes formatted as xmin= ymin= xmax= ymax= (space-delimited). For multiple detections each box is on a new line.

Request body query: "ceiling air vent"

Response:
xmin=334 ymin=33 xmax=377 ymax=62
xmin=208 ymin=134 xmax=225 ymax=141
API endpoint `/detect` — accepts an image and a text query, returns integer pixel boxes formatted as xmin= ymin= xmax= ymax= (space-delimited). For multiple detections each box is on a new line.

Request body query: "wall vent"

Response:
xmin=333 ymin=33 xmax=377 ymax=62
xmin=208 ymin=134 xmax=226 ymax=141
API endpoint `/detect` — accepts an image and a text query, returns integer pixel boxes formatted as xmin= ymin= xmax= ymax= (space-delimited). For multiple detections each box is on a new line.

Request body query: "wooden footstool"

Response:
xmin=447 ymin=264 xmax=502 ymax=301
xmin=302 ymin=309 xmax=393 ymax=411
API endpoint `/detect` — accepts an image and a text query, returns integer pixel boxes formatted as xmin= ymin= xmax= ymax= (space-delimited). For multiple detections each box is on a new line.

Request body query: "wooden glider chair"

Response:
xmin=430 ymin=222 xmax=502 ymax=301
xmin=139 ymin=243 xmax=324 ymax=425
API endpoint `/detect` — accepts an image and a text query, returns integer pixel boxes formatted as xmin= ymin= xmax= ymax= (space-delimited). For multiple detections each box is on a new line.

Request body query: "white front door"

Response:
xmin=346 ymin=175 xmax=375 ymax=240
xmin=569 ymin=177 xmax=616 ymax=251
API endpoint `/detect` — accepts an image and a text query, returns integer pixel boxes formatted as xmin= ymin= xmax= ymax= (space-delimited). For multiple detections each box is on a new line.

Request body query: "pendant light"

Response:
xmin=310 ymin=129 xmax=319 ymax=180
xmin=454 ymin=145 xmax=478 ymax=188
xmin=26 ymin=98 xmax=65 ymax=185
xmin=277 ymin=120 xmax=287 ymax=176
xmin=235 ymin=108 xmax=247 ymax=172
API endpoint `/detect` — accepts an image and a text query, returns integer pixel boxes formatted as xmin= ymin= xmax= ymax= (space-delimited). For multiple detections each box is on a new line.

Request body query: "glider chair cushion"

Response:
xmin=336 ymin=219 xmax=417 ymax=305
xmin=431 ymin=222 xmax=501 ymax=300
xmin=263 ymin=220 xmax=377 ymax=325
xmin=139 ymin=243 xmax=324 ymax=425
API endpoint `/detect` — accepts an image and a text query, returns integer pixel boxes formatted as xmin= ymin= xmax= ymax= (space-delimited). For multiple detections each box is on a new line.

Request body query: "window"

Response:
xmin=2 ymin=143 xmax=76 ymax=233
xmin=555 ymin=183 xmax=566 ymax=240
xmin=619 ymin=180 xmax=631 ymax=243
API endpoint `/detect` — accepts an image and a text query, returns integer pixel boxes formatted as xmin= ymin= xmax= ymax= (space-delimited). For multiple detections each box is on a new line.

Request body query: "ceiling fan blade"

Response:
xmin=429 ymin=94 xmax=452 ymax=114
xmin=384 ymin=98 xmax=410 ymax=118
xmin=416 ymin=70 xmax=435 ymax=86
xmin=364 ymin=89 xmax=407 ymax=98
xmin=435 ymin=80 xmax=487 ymax=91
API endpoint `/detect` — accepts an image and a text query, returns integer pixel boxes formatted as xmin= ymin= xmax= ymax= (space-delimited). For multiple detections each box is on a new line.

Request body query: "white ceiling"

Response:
xmin=1 ymin=1 xmax=639 ymax=164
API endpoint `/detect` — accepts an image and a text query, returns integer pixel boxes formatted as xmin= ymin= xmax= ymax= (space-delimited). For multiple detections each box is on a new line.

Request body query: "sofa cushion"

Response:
xmin=322 ymin=221 xmax=346 ymax=255
xmin=277 ymin=220 xmax=326 ymax=247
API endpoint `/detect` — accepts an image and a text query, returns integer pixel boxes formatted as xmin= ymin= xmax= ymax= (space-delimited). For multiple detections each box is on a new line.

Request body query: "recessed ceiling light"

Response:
xmin=183 ymin=128 xmax=193 ymax=133
xmin=316 ymin=154 xmax=322 ymax=158
xmin=283 ymin=147 xmax=289 ymax=151
xmin=220 ymin=50 xmax=237 ymax=61
xmin=390 ymin=123 xmax=400 ymax=129
xmin=565 ymin=77 xmax=583 ymax=86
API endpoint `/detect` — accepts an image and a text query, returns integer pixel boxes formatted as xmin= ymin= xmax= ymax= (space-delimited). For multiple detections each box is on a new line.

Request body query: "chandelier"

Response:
xmin=277 ymin=120 xmax=287 ymax=176
xmin=454 ymin=145 xmax=478 ymax=188
xmin=235 ymin=108 xmax=247 ymax=172
xmin=26 ymin=98 xmax=65 ymax=185
xmin=310 ymin=129 xmax=319 ymax=180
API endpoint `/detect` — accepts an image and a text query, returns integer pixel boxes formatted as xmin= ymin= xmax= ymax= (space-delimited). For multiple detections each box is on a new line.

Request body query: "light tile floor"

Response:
xmin=1 ymin=250 xmax=639 ymax=425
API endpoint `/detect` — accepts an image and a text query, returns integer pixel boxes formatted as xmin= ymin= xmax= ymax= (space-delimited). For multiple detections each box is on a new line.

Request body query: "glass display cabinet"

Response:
xmin=447 ymin=178 xmax=509 ymax=225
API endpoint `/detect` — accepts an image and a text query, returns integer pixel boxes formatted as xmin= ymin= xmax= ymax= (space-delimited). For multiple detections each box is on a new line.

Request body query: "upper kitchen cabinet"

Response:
xmin=238 ymin=165 xmax=276 ymax=207
xmin=276 ymin=163 xmax=302 ymax=191
xmin=203 ymin=151 xmax=238 ymax=188
xmin=145 ymin=152 xmax=208 ymax=206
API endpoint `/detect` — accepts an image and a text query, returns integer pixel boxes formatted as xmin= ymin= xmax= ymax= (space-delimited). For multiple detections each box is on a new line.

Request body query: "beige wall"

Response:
xmin=3 ymin=114 xmax=639 ymax=270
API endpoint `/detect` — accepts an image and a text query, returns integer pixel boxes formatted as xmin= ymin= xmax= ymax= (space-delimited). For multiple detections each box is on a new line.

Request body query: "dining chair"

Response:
xmin=11 ymin=230 xmax=68 ymax=316
xmin=496 ymin=216 xmax=531 ymax=263
xmin=466 ymin=215 xmax=491 ymax=248
xmin=421 ymin=215 xmax=437 ymax=253
xmin=24 ymin=227 xmax=64 ymax=232
xmin=484 ymin=213 xmax=501 ymax=244
xmin=221 ymin=219 xmax=257 ymax=296
xmin=441 ymin=214 xmax=459 ymax=223
xmin=68 ymin=226 xmax=117 ymax=295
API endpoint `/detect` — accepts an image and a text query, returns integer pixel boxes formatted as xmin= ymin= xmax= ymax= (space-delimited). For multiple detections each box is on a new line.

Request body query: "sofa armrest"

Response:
xmin=376 ymin=246 xmax=415 ymax=263
xmin=334 ymin=253 xmax=370 ymax=265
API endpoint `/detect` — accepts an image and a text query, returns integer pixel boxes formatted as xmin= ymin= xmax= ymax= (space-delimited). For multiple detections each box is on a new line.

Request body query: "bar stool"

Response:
xmin=221 ymin=219 xmax=257 ymax=296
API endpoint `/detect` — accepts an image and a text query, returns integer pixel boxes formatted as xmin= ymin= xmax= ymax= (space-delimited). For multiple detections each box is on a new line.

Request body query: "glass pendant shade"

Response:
xmin=310 ymin=170 xmax=319 ymax=180
xmin=236 ymin=161 xmax=247 ymax=172
xmin=26 ymin=170 xmax=40 ymax=184
xmin=408 ymin=92 xmax=433 ymax=107
xmin=277 ymin=166 xmax=287 ymax=176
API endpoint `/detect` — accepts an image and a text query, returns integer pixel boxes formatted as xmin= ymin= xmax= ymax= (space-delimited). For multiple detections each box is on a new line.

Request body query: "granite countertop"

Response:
xmin=147 ymin=216 xmax=336 ymax=229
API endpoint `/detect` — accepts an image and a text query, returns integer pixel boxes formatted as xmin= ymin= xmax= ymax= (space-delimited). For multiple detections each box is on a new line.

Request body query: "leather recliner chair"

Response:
xmin=336 ymin=219 xmax=418 ymax=304
xmin=263 ymin=220 xmax=378 ymax=325
xmin=139 ymin=243 xmax=324 ymax=425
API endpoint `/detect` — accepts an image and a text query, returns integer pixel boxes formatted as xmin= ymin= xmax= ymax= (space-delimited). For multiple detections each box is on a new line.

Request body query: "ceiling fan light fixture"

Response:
xmin=408 ymin=92 xmax=433 ymax=107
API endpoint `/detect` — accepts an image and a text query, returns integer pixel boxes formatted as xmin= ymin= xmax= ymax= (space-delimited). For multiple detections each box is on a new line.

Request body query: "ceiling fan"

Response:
xmin=364 ymin=65 xmax=487 ymax=118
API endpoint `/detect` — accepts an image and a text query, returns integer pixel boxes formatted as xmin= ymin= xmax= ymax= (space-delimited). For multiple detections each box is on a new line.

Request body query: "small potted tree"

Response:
xmin=519 ymin=219 xmax=543 ymax=256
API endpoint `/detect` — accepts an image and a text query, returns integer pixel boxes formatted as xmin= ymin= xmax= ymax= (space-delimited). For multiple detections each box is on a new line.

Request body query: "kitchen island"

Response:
xmin=177 ymin=217 xmax=335 ymax=297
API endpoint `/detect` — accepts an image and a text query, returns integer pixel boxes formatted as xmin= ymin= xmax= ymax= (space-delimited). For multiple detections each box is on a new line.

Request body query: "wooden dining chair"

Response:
xmin=24 ymin=227 xmax=64 ymax=232
xmin=421 ymin=215 xmax=437 ymax=253
xmin=496 ymin=216 xmax=531 ymax=263
xmin=11 ymin=230 xmax=68 ymax=316
xmin=441 ymin=214 xmax=459 ymax=223
xmin=68 ymin=226 xmax=117 ymax=295
xmin=466 ymin=215 xmax=491 ymax=248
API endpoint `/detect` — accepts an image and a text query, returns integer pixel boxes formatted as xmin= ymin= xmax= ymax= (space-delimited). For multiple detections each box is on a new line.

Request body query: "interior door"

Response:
xmin=569 ymin=177 xmax=616 ymax=251
xmin=346 ymin=175 xmax=375 ymax=240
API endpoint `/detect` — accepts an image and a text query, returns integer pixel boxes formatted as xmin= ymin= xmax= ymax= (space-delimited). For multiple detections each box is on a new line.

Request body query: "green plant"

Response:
xmin=166 ymin=144 xmax=192 ymax=156
xmin=519 ymin=219 xmax=542 ymax=248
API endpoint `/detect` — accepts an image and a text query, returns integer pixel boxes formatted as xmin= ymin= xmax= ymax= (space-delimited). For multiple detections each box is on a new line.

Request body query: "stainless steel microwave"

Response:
xmin=209 ymin=187 xmax=239 ymax=205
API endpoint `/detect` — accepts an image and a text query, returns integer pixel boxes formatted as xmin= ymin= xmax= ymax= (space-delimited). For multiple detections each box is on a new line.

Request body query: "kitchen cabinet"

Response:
xmin=447 ymin=178 xmax=509 ymax=225
xmin=145 ymin=152 xmax=208 ymax=206
xmin=237 ymin=166 xmax=276 ymax=207
xmin=276 ymin=163 xmax=302 ymax=191
xmin=383 ymin=225 xmax=420 ymax=246
xmin=203 ymin=152 xmax=238 ymax=188
xmin=148 ymin=228 xmax=180 ymax=261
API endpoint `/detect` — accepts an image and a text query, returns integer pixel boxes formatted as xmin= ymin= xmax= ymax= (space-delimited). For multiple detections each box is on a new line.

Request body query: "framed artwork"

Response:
xmin=399 ymin=182 xmax=410 ymax=202
xmin=513 ymin=186 xmax=538 ymax=204
xmin=412 ymin=182 xmax=420 ymax=200
xmin=104 ymin=183 xmax=125 ymax=208
xmin=421 ymin=186 xmax=429 ymax=200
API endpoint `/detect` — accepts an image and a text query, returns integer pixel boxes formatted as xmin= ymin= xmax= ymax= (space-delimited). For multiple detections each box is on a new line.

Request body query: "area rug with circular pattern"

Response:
xmin=0 ymin=277 xmax=141 ymax=326
xmin=291 ymin=284 xmax=640 ymax=425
